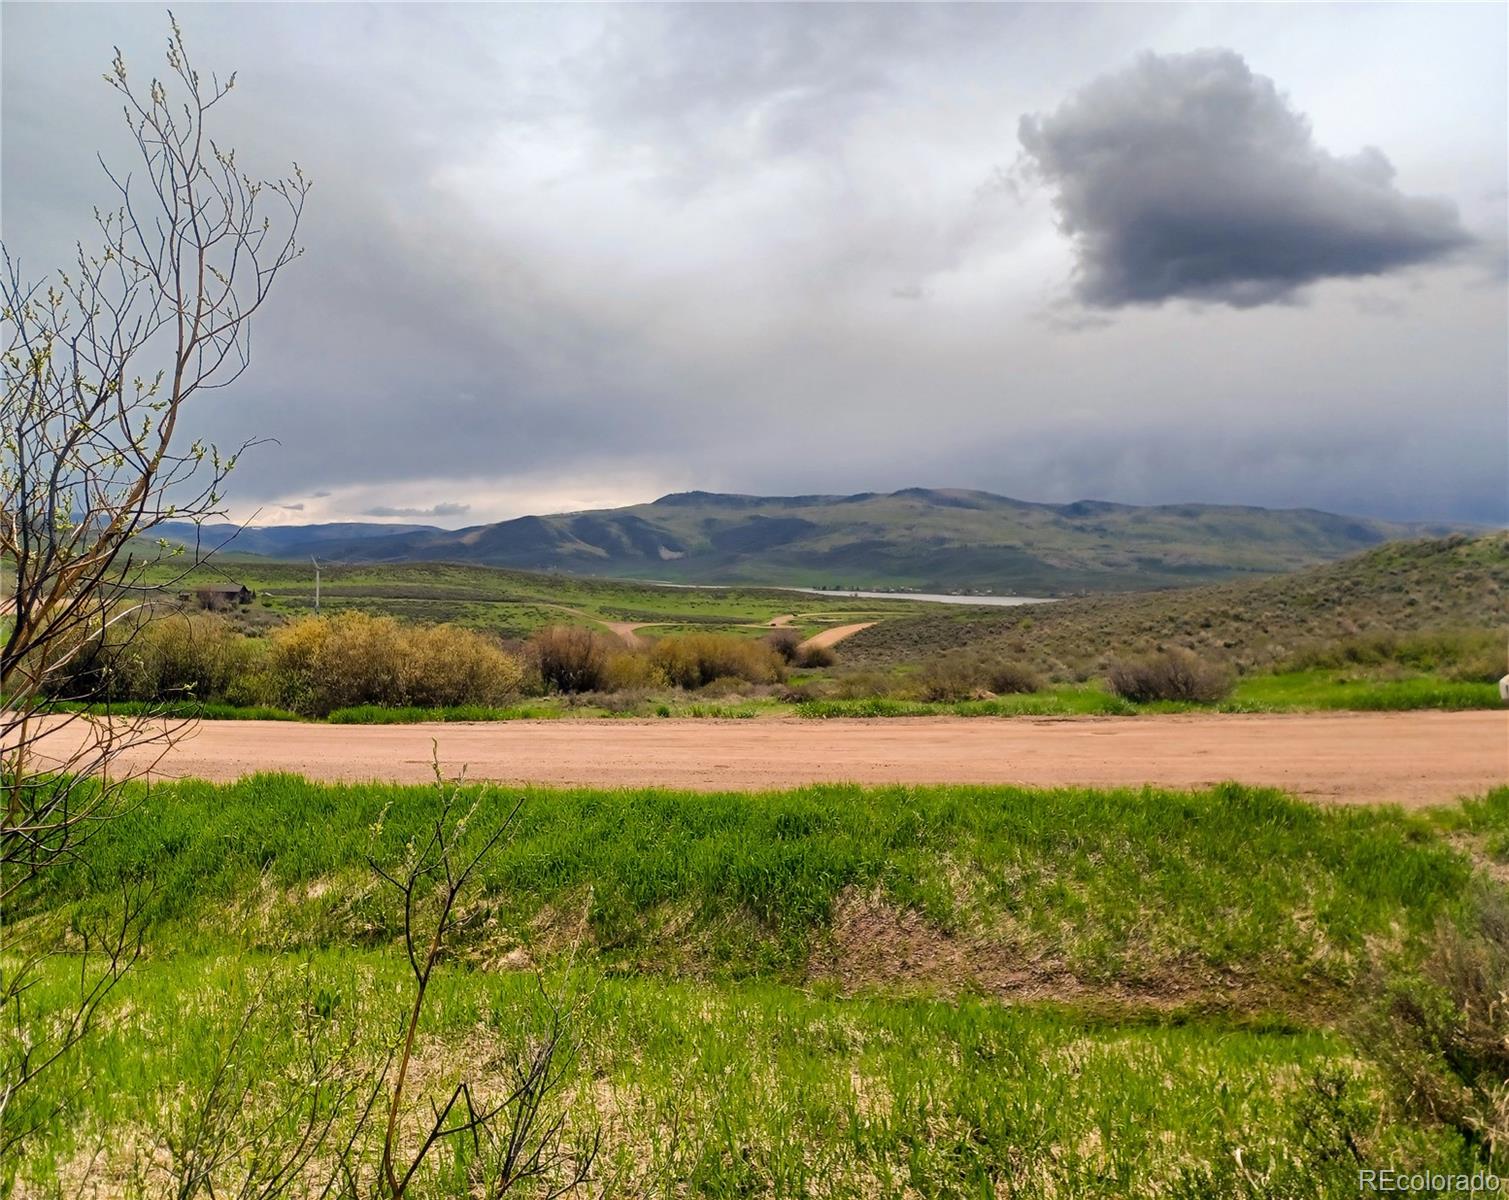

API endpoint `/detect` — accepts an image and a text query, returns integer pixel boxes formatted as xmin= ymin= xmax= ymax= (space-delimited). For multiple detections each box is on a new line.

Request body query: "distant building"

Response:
xmin=179 ymin=583 xmax=254 ymax=609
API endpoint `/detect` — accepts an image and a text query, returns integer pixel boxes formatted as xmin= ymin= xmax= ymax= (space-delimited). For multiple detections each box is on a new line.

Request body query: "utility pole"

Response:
xmin=311 ymin=556 xmax=320 ymax=615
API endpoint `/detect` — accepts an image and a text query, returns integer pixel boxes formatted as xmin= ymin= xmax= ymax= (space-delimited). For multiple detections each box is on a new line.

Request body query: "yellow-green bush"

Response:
xmin=651 ymin=633 xmax=786 ymax=690
xmin=267 ymin=612 xmax=521 ymax=715
xmin=400 ymin=622 xmax=524 ymax=708
xmin=602 ymin=650 xmax=668 ymax=692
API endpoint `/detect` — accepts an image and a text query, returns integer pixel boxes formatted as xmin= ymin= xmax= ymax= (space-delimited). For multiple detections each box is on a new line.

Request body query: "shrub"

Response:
xmin=531 ymin=625 xmax=611 ymax=694
xmin=794 ymin=642 xmax=837 ymax=669
xmin=1371 ymin=883 xmax=1509 ymax=1163
xmin=1106 ymin=647 xmax=1233 ymax=703
xmin=267 ymin=611 xmax=405 ymax=715
xmin=601 ymin=650 xmax=667 ymax=692
xmin=40 ymin=610 xmax=264 ymax=705
xmin=985 ymin=661 xmax=1043 ymax=695
xmin=764 ymin=628 xmax=802 ymax=662
xmin=698 ymin=674 xmax=750 ymax=698
xmin=267 ymin=612 xmax=522 ymax=715
xmin=1284 ymin=628 xmax=1505 ymax=682
xmin=400 ymin=623 xmax=523 ymax=708
xmin=915 ymin=651 xmax=986 ymax=702
xmin=830 ymin=670 xmax=898 ymax=700
xmin=651 ymin=633 xmax=785 ymax=689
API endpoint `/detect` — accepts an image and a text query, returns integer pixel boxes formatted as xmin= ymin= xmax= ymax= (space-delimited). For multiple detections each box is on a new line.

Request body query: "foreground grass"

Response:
xmin=10 ymin=778 xmax=1508 ymax=1194
xmin=12 ymin=955 xmax=1474 ymax=1199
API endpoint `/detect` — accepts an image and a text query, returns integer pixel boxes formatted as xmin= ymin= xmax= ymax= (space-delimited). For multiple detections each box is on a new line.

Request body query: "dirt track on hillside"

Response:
xmin=15 ymin=711 xmax=1506 ymax=806
xmin=799 ymin=622 xmax=877 ymax=650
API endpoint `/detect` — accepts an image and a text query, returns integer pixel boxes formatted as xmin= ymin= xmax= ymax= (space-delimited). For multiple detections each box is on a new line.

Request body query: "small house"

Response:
xmin=179 ymin=583 xmax=254 ymax=610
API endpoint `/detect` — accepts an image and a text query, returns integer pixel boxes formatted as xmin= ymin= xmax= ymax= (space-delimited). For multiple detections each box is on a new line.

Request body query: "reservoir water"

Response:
xmin=782 ymin=588 xmax=1052 ymax=607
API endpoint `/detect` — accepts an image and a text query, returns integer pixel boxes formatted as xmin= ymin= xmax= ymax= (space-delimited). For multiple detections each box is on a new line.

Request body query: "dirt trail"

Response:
xmin=602 ymin=620 xmax=655 ymax=648
xmin=799 ymin=622 xmax=876 ymax=651
xmin=15 ymin=711 xmax=1505 ymax=807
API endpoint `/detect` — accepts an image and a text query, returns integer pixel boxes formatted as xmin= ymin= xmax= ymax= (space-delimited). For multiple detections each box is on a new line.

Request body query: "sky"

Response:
xmin=4 ymin=2 xmax=1506 ymax=528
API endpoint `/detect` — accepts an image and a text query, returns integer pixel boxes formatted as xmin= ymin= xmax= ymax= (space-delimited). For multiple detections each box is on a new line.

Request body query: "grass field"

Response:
xmin=146 ymin=557 xmax=936 ymax=641
xmin=8 ymin=776 xmax=1509 ymax=1194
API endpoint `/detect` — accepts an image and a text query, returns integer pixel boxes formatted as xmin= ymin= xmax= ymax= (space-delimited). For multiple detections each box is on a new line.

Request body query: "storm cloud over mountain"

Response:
xmin=2 ymin=4 xmax=1505 ymax=526
xmin=1019 ymin=50 xmax=1475 ymax=308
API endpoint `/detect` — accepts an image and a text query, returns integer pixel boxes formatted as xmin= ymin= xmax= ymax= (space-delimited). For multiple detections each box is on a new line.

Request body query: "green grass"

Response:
xmin=39 ymin=698 xmax=304 ymax=721
xmin=36 ymin=777 xmax=1479 ymax=984
xmin=1228 ymin=670 xmax=1499 ymax=711
xmin=9 ymin=777 xmax=1507 ymax=1194
xmin=11 ymin=954 xmax=1476 ymax=1199
xmin=796 ymin=671 xmax=1501 ymax=719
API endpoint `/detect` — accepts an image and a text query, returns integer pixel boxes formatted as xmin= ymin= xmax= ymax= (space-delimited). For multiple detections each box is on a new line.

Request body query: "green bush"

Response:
xmin=41 ymin=611 xmax=264 ymax=705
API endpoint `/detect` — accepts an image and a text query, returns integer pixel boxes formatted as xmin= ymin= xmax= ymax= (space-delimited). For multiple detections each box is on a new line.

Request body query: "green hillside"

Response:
xmin=163 ymin=488 xmax=1468 ymax=594
xmin=841 ymin=532 xmax=1509 ymax=676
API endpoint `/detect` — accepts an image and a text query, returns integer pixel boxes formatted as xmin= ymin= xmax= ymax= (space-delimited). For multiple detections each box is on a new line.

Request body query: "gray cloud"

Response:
xmin=2 ymin=6 xmax=1504 ymax=526
xmin=1019 ymin=49 xmax=1474 ymax=308
xmin=362 ymin=502 xmax=472 ymax=519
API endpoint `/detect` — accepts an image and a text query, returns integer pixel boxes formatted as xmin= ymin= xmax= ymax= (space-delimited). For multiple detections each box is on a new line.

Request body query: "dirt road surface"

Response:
xmin=798 ymin=622 xmax=877 ymax=651
xmin=15 ymin=711 xmax=1506 ymax=806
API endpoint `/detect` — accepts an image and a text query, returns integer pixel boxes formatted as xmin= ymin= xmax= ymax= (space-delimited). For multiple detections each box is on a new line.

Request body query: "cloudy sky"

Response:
xmin=4 ymin=3 xmax=1505 ymax=527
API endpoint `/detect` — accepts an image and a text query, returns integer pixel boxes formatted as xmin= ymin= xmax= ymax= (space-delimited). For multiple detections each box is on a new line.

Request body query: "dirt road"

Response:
xmin=16 ymin=711 xmax=1506 ymax=806
xmin=798 ymin=622 xmax=876 ymax=651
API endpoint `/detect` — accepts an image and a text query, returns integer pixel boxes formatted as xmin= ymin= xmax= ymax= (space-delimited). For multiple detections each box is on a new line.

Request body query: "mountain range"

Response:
xmin=159 ymin=488 xmax=1468 ymax=594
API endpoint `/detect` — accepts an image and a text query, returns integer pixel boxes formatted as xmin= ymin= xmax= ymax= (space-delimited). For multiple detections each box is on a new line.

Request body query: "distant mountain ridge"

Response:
xmin=161 ymin=488 xmax=1470 ymax=594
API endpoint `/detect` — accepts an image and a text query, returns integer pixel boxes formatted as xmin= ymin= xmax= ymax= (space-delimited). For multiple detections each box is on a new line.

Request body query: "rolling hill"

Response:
xmin=161 ymin=488 xmax=1469 ymax=594
xmin=839 ymin=532 xmax=1509 ymax=676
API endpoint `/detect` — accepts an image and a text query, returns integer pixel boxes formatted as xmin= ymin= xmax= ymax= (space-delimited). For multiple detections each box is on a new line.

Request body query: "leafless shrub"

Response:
xmin=1105 ymin=647 xmax=1233 ymax=703
xmin=0 ymin=13 xmax=305 ymax=1130
xmin=362 ymin=758 xmax=598 ymax=1199
xmin=915 ymin=652 xmax=986 ymax=702
xmin=985 ymin=661 xmax=1043 ymax=695
xmin=830 ymin=670 xmax=898 ymax=700
xmin=1370 ymin=882 xmax=1509 ymax=1167
xmin=0 ymin=880 xmax=149 ymax=1157
xmin=794 ymin=643 xmax=837 ymax=669
xmin=531 ymin=626 xmax=612 ymax=695
xmin=763 ymin=628 xmax=802 ymax=663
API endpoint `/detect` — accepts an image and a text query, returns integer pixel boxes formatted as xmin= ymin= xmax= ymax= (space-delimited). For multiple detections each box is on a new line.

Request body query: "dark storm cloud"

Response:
xmin=1019 ymin=50 xmax=1474 ymax=308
